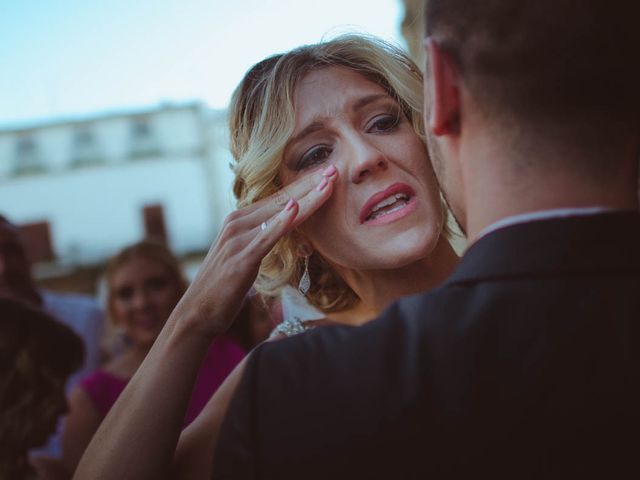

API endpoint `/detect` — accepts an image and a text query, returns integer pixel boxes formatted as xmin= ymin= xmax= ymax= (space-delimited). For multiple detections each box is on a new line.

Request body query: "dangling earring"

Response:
xmin=298 ymin=254 xmax=311 ymax=295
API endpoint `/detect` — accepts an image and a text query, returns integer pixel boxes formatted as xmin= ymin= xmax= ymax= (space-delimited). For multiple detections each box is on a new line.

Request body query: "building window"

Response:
xmin=142 ymin=204 xmax=168 ymax=243
xmin=19 ymin=221 xmax=55 ymax=262
xmin=128 ymin=117 xmax=161 ymax=159
xmin=13 ymin=136 xmax=46 ymax=176
xmin=70 ymin=125 xmax=103 ymax=167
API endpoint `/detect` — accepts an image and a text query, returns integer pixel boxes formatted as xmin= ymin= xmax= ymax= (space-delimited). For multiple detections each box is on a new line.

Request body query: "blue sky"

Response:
xmin=0 ymin=0 xmax=404 ymax=126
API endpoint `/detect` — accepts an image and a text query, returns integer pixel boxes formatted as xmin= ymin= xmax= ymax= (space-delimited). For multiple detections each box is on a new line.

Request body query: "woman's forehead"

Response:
xmin=293 ymin=66 xmax=392 ymax=124
xmin=112 ymin=256 xmax=169 ymax=280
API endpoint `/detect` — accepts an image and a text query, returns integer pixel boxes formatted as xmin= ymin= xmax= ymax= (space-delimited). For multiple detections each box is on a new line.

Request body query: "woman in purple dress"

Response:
xmin=61 ymin=241 xmax=246 ymax=474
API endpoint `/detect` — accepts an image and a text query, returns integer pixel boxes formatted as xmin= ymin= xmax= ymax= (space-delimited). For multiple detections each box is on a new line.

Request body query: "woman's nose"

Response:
xmin=349 ymin=138 xmax=388 ymax=184
xmin=131 ymin=289 xmax=151 ymax=310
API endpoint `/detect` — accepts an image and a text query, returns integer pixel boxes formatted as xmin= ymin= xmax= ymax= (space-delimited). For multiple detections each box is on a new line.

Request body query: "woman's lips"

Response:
xmin=134 ymin=317 xmax=161 ymax=330
xmin=360 ymin=183 xmax=417 ymax=225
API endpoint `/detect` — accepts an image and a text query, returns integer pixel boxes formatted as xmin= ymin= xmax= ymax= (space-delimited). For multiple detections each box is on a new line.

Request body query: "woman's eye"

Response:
xmin=368 ymin=113 xmax=400 ymax=133
xmin=116 ymin=287 xmax=133 ymax=301
xmin=296 ymin=146 xmax=332 ymax=171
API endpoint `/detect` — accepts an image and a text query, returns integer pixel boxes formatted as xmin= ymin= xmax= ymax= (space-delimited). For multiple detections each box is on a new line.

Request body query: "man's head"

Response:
xmin=0 ymin=297 xmax=84 ymax=477
xmin=0 ymin=215 xmax=38 ymax=304
xmin=423 ymin=0 xmax=640 ymax=232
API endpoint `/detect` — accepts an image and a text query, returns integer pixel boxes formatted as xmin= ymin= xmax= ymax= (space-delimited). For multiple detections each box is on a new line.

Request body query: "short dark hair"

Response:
xmin=425 ymin=0 xmax=640 ymax=123
xmin=0 ymin=296 xmax=84 ymax=384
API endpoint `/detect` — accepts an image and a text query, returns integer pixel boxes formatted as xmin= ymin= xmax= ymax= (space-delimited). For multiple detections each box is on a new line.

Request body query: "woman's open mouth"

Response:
xmin=360 ymin=183 xmax=417 ymax=226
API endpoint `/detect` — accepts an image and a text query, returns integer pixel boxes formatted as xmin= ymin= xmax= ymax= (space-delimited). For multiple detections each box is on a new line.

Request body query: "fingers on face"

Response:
xmin=245 ymin=198 xmax=299 ymax=262
xmin=239 ymin=165 xmax=337 ymax=264
xmin=244 ymin=165 xmax=338 ymax=227
xmin=217 ymin=166 xmax=337 ymax=256
xmin=290 ymin=169 xmax=337 ymax=226
xmin=284 ymin=164 xmax=337 ymax=203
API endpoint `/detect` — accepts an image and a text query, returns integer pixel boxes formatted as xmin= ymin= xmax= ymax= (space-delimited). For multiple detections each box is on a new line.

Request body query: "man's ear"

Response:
xmin=424 ymin=38 xmax=461 ymax=137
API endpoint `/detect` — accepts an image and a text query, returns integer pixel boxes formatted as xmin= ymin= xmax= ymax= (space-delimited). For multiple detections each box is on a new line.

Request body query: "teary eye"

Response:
xmin=296 ymin=145 xmax=332 ymax=171
xmin=116 ymin=286 xmax=133 ymax=301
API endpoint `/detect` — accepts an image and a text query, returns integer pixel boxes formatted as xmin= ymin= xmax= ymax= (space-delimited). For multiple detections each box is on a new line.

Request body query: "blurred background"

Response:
xmin=0 ymin=0 xmax=425 ymax=295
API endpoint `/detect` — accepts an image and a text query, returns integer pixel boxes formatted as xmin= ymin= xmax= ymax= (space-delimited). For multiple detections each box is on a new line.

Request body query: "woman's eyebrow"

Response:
xmin=287 ymin=121 xmax=324 ymax=148
xmin=351 ymin=93 xmax=391 ymax=112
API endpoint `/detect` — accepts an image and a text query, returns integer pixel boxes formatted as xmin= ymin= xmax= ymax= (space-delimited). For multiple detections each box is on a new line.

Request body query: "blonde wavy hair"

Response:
xmin=229 ymin=34 xmax=433 ymax=313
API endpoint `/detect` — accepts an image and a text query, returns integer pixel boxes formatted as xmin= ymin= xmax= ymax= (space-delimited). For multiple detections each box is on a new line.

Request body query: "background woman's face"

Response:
xmin=280 ymin=66 xmax=443 ymax=272
xmin=110 ymin=256 xmax=182 ymax=349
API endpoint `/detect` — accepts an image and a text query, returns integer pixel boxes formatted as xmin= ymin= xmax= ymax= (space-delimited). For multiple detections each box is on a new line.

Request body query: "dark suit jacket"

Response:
xmin=213 ymin=212 xmax=640 ymax=479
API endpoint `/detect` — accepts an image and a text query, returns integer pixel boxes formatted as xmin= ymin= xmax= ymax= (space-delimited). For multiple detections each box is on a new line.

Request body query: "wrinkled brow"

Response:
xmin=287 ymin=94 xmax=392 ymax=148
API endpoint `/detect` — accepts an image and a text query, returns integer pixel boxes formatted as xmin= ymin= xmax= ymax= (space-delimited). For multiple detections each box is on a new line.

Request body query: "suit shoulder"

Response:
xmin=384 ymin=282 xmax=470 ymax=329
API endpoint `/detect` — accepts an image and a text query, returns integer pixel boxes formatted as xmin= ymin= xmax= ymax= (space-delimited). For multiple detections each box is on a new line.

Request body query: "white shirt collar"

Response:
xmin=476 ymin=206 xmax=617 ymax=241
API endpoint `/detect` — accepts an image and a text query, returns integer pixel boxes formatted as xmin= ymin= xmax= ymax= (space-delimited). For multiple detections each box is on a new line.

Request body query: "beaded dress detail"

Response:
xmin=269 ymin=286 xmax=325 ymax=338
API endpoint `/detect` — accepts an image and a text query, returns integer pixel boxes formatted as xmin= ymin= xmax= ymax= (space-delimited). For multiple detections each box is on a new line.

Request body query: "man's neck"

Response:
xmin=476 ymin=206 xmax=621 ymax=241
xmin=466 ymin=180 xmax=638 ymax=242
xmin=459 ymin=127 xmax=639 ymax=242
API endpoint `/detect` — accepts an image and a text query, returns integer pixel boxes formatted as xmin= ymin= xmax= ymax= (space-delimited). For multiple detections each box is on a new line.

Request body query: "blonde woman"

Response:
xmin=74 ymin=34 xmax=458 ymax=480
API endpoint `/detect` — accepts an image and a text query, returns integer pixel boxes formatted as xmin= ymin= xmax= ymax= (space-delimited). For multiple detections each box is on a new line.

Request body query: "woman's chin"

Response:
xmin=129 ymin=330 xmax=162 ymax=349
xmin=377 ymin=233 xmax=439 ymax=269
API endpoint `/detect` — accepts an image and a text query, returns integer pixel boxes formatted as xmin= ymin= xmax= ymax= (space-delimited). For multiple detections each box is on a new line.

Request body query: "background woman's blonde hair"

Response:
xmin=229 ymin=33 xmax=432 ymax=313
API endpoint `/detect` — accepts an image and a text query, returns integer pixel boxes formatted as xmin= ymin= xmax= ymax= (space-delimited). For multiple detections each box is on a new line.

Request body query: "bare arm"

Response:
xmin=73 ymin=318 xmax=213 ymax=480
xmin=170 ymin=330 xmax=317 ymax=480
xmin=61 ymin=387 xmax=104 ymax=474
xmin=73 ymin=166 xmax=337 ymax=480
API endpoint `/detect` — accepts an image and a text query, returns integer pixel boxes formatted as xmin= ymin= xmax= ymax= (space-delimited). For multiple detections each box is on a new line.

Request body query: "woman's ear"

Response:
xmin=424 ymin=38 xmax=461 ymax=137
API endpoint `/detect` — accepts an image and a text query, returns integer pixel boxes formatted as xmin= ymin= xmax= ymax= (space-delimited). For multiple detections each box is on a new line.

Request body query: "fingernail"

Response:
xmin=322 ymin=165 xmax=337 ymax=177
xmin=284 ymin=198 xmax=295 ymax=211
xmin=315 ymin=177 xmax=328 ymax=192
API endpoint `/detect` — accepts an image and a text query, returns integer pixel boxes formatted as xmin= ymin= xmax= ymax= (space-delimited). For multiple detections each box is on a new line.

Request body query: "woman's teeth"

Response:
xmin=367 ymin=193 xmax=409 ymax=221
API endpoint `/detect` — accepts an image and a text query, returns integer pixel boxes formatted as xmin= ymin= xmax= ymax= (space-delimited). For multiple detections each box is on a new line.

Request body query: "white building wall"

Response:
xmin=0 ymin=103 xmax=233 ymax=268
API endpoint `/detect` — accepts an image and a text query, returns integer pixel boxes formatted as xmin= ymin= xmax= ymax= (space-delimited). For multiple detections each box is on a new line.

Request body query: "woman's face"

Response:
xmin=110 ymin=256 xmax=182 ymax=349
xmin=280 ymin=66 xmax=443 ymax=272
